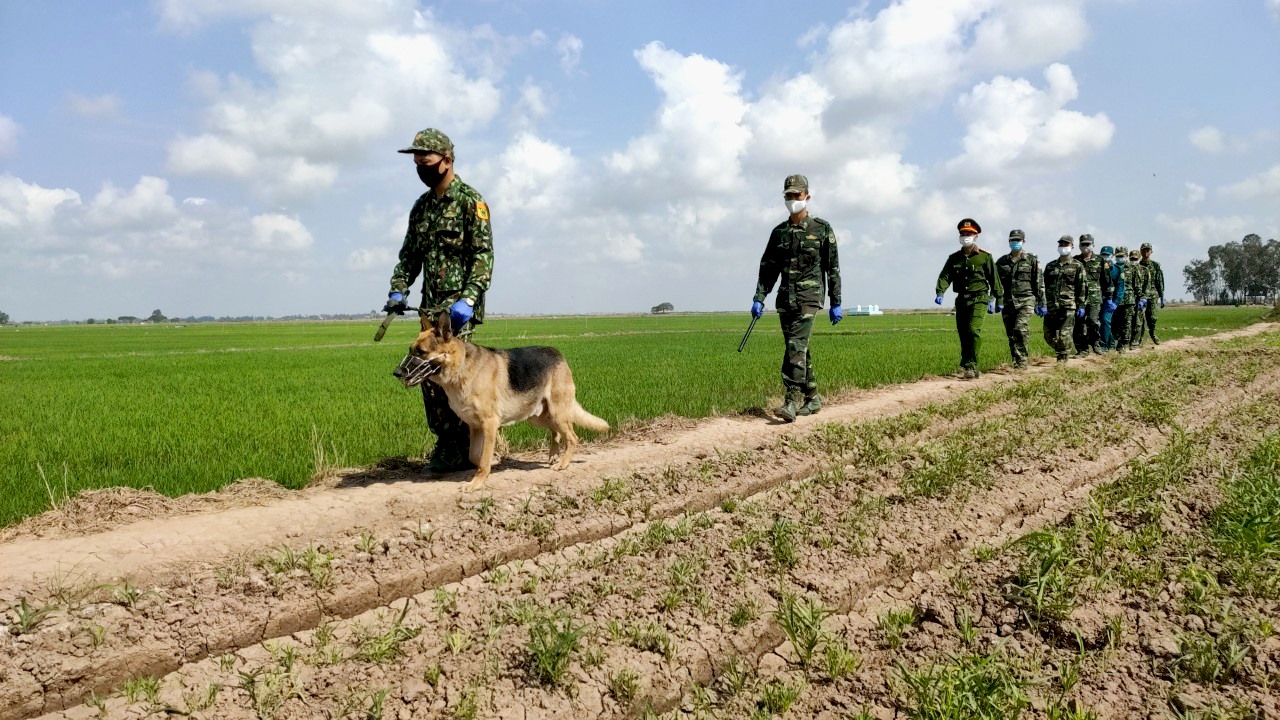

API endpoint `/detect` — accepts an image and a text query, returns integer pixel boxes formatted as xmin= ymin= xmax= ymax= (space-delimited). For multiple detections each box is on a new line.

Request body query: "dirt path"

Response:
xmin=2 ymin=323 xmax=1276 ymax=720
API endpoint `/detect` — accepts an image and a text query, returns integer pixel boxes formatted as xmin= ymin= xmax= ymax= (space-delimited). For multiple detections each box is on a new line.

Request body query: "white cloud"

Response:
xmin=940 ymin=63 xmax=1114 ymax=183
xmin=346 ymin=246 xmax=394 ymax=271
xmin=1181 ymin=182 xmax=1206 ymax=206
xmin=606 ymin=42 xmax=751 ymax=196
xmin=162 ymin=4 xmax=504 ymax=201
xmin=87 ymin=177 xmax=179 ymax=230
xmin=250 ymin=213 xmax=313 ymax=251
xmin=1219 ymin=164 xmax=1280 ymax=201
xmin=482 ymin=132 xmax=579 ymax=214
xmin=0 ymin=174 xmax=79 ymax=229
xmin=1155 ymin=213 xmax=1254 ymax=245
xmin=66 ymin=93 xmax=122 ymax=117
xmin=557 ymin=34 xmax=583 ymax=73
xmin=1270 ymin=0 xmax=1280 ymax=22
xmin=1189 ymin=126 xmax=1224 ymax=153
xmin=0 ymin=115 xmax=19 ymax=157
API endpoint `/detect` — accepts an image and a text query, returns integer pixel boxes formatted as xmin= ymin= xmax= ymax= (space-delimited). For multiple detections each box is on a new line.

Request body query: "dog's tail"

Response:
xmin=573 ymin=403 xmax=610 ymax=433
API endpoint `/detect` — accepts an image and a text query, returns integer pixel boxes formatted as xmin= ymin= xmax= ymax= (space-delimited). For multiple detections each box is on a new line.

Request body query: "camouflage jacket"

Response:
xmin=1140 ymin=259 xmax=1165 ymax=299
xmin=995 ymin=251 xmax=1044 ymax=306
xmin=1043 ymin=256 xmax=1086 ymax=312
xmin=1117 ymin=263 xmax=1149 ymax=306
xmin=389 ymin=177 xmax=494 ymax=324
xmin=936 ymin=247 xmax=1001 ymax=304
xmin=754 ymin=215 xmax=841 ymax=311
xmin=1073 ymin=252 xmax=1109 ymax=303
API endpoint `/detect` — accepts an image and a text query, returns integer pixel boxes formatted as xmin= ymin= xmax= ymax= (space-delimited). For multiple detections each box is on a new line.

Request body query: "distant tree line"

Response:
xmin=651 ymin=302 xmax=675 ymax=314
xmin=1183 ymin=233 xmax=1280 ymax=305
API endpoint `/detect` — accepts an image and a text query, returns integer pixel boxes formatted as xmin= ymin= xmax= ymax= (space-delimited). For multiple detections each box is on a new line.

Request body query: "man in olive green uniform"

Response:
xmin=384 ymin=128 xmax=495 ymax=472
xmin=1072 ymin=234 xmax=1108 ymax=356
xmin=995 ymin=229 xmax=1045 ymax=369
xmin=1043 ymin=236 xmax=1087 ymax=363
xmin=935 ymin=218 xmax=1002 ymax=379
xmin=1139 ymin=242 xmax=1165 ymax=344
xmin=1127 ymin=248 xmax=1150 ymax=348
xmin=752 ymin=174 xmax=842 ymax=422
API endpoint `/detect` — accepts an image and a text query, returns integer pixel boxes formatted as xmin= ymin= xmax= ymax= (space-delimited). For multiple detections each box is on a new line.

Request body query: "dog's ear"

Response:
xmin=435 ymin=311 xmax=452 ymax=340
xmin=420 ymin=313 xmax=432 ymax=333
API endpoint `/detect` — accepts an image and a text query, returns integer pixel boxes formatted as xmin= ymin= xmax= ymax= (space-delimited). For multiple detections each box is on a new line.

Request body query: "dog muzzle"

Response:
xmin=393 ymin=354 xmax=440 ymax=388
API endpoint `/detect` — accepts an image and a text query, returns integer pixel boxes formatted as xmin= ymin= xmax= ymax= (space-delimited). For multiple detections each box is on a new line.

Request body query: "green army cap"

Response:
xmin=1058 ymin=235 xmax=1074 ymax=244
xmin=1079 ymin=234 xmax=1094 ymax=245
xmin=1008 ymin=229 xmax=1025 ymax=240
xmin=1140 ymin=242 xmax=1152 ymax=250
xmin=398 ymin=128 xmax=454 ymax=157
xmin=784 ymin=174 xmax=809 ymax=193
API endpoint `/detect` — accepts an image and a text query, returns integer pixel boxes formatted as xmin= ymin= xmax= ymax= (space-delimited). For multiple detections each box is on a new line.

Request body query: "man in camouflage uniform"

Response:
xmin=995 ymin=229 xmax=1045 ymax=369
xmin=1043 ymin=235 xmax=1087 ymax=363
xmin=384 ymin=128 xmax=495 ymax=472
xmin=1139 ymin=242 xmax=1165 ymax=344
xmin=935 ymin=218 xmax=1002 ymax=379
xmin=1127 ymin=248 xmax=1150 ymax=348
xmin=1110 ymin=246 xmax=1146 ymax=354
xmin=752 ymin=174 xmax=843 ymax=423
xmin=1072 ymin=234 xmax=1108 ymax=356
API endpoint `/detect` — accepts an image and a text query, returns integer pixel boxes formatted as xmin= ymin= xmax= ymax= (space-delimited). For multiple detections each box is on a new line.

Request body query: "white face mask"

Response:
xmin=785 ymin=199 xmax=807 ymax=215
xmin=959 ymin=235 xmax=977 ymax=247
xmin=1058 ymin=246 xmax=1073 ymax=257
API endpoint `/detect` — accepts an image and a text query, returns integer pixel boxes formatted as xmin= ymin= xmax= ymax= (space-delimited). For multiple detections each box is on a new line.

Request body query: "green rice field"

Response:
xmin=0 ymin=306 xmax=1267 ymax=527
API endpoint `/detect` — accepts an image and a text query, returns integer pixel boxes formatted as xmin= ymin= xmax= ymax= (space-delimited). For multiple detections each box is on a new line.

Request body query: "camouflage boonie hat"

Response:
xmin=1009 ymin=229 xmax=1025 ymax=240
xmin=398 ymin=128 xmax=454 ymax=157
xmin=1140 ymin=242 xmax=1152 ymax=251
xmin=784 ymin=174 xmax=809 ymax=193
xmin=1079 ymin=234 xmax=1094 ymax=245
xmin=957 ymin=218 xmax=981 ymax=234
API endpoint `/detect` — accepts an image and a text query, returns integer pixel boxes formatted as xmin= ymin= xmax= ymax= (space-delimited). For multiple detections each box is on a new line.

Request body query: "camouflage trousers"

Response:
xmin=1001 ymin=300 xmax=1034 ymax=365
xmin=421 ymin=319 xmax=473 ymax=466
xmin=954 ymin=298 xmax=986 ymax=370
xmin=1043 ymin=309 xmax=1076 ymax=359
xmin=1130 ymin=303 xmax=1147 ymax=346
xmin=1112 ymin=305 xmax=1133 ymax=349
xmin=778 ymin=308 xmax=818 ymax=402
xmin=1072 ymin=300 xmax=1101 ymax=352
xmin=1143 ymin=299 xmax=1160 ymax=341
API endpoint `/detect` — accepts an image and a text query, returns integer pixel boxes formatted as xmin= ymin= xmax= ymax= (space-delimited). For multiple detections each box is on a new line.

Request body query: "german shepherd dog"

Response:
xmin=394 ymin=313 xmax=610 ymax=487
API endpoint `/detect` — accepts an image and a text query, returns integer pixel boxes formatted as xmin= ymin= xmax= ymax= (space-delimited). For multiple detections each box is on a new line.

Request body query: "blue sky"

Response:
xmin=1 ymin=0 xmax=1278 ymax=322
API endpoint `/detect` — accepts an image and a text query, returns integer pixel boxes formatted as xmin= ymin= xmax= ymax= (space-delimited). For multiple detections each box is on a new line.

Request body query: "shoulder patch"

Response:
xmin=475 ymin=201 xmax=490 ymax=222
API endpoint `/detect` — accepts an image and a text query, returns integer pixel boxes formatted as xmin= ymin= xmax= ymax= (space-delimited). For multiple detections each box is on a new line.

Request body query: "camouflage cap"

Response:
xmin=1079 ymin=234 xmax=1094 ymax=245
xmin=1114 ymin=245 xmax=1128 ymax=255
xmin=784 ymin=174 xmax=809 ymax=193
xmin=398 ymin=128 xmax=454 ymax=157
xmin=957 ymin=218 xmax=981 ymax=234
xmin=1129 ymin=249 xmax=1141 ymax=259
xmin=1140 ymin=242 xmax=1152 ymax=251
xmin=1058 ymin=234 xmax=1074 ymax=244
xmin=1008 ymin=229 xmax=1025 ymax=240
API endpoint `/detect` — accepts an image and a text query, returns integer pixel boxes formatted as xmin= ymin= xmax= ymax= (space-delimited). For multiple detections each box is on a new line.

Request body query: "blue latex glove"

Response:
xmin=448 ymin=299 xmax=473 ymax=329
xmin=1075 ymin=307 xmax=1086 ymax=319
xmin=829 ymin=305 xmax=843 ymax=324
xmin=1103 ymin=299 xmax=1117 ymax=313
xmin=986 ymin=299 xmax=996 ymax=314
xmin=383 ymin=291 xmax=407 ymax=314
xmin=995 ymin=304 xmax=1004 ymax=313
xmin=1138 ymin=299 xmax=1148 ymax=309
xmin=934 ymin=295 xmax=944 ymax=305
xmin=751 ymin=301 xmax=764 ymax=319
xmin=1034 ymin=305 xmax=1047 ymax=317
xmin=1160 ymin=298 xmax=1165 ymax=309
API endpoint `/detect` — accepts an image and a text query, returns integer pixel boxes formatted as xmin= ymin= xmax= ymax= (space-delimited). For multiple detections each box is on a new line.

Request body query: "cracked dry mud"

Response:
xmin=2 ymin=324 xmax=1278 ymax=720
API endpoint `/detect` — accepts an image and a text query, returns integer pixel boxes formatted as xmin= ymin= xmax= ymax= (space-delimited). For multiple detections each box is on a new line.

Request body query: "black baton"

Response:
xmin=737 ymin=315 xmax=759 ymax=352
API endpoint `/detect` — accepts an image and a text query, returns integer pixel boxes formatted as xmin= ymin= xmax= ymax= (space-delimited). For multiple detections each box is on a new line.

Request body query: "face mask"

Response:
xmin=959 ymin=235 xmax=977 ymax=247
xmin=1058 ymin=246 xmax=1073 ymax=257
xmin=785 ymin=199 xmax=807 ymax=215
xmin=1116 ymin=257 xmax=1127 ymax=265
xmin=1101 ymin=255 xmax=1112 ymax=263
xmin=1080 ymin=245 xmax=1092 ymax=254
xmin=417 ymin=162 xmax=446 ymax=187
xmin=1009 ymin=242 xmax=1023 ymax=252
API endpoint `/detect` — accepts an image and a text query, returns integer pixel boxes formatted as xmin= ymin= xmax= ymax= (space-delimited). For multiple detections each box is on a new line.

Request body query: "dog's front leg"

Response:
xmin=466 ymin=419 xmax=500 ymax=488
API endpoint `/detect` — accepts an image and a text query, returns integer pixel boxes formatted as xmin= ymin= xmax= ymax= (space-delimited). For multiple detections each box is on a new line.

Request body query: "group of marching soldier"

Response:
xmin=935 ymin=218 xmax=1165 ymax=379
